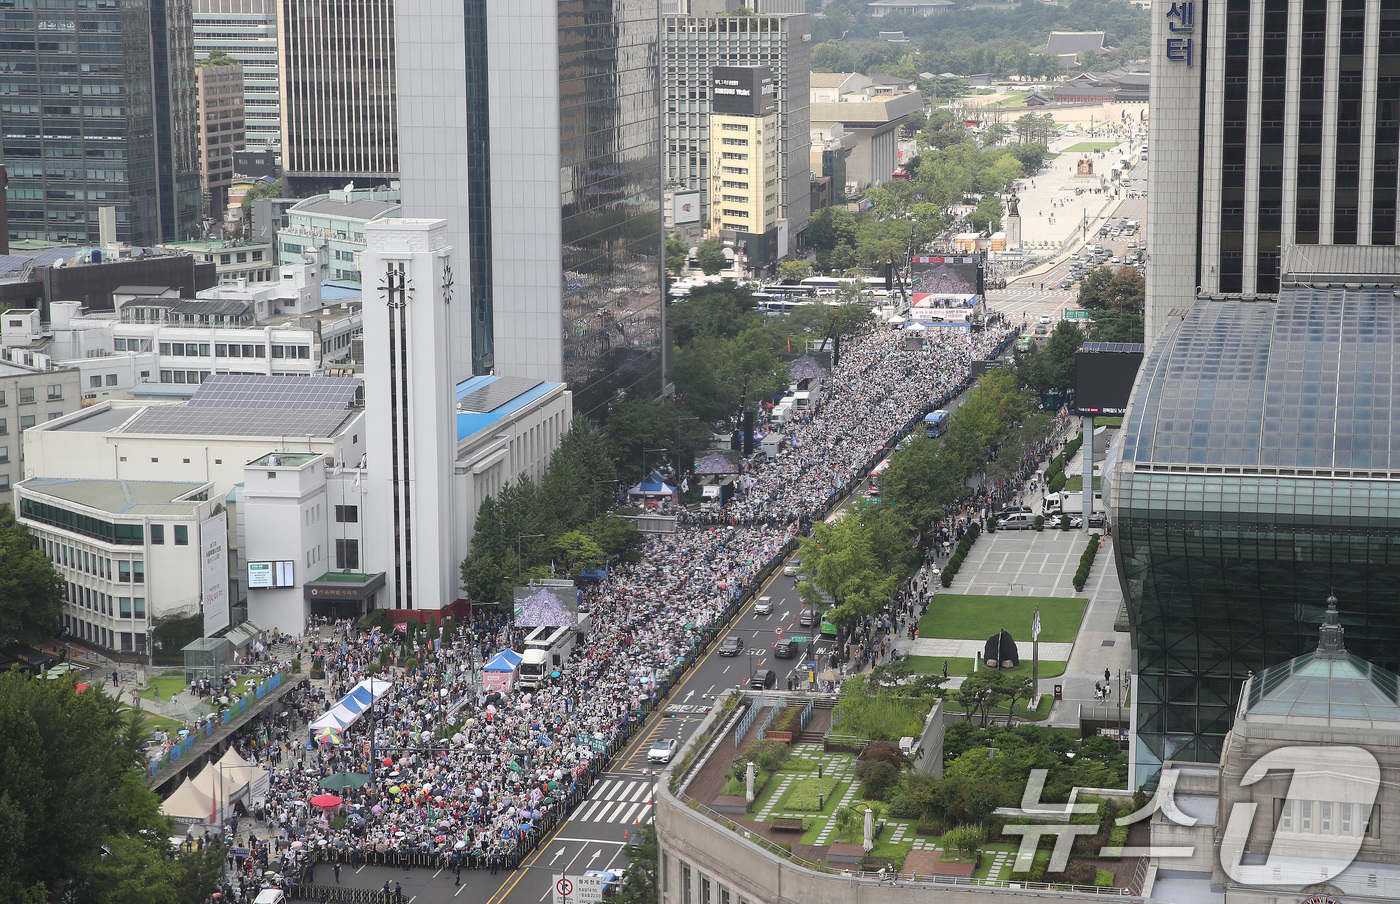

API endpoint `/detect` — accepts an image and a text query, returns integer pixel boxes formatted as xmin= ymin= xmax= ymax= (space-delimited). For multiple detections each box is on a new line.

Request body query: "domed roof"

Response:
xmin=1243 ymin=596 xmax=1400 ymax=724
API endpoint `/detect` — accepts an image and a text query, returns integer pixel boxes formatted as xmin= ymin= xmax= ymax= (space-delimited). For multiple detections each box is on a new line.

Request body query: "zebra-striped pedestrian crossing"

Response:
xmin=572 ymin=778 xmax=654 ymax=825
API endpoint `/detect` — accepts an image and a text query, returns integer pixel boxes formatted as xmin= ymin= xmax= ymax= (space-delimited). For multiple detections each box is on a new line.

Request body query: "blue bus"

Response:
xmin=924 ymin=409 xmax=951 ymax=438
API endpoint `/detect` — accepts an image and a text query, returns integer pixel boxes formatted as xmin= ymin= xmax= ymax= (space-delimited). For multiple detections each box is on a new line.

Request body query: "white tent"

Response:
xmin=161 ymin=777 xmax=216 ymax=827
xmin=218 ymin=746 xmax=270 ymax=805
xmin=309 ymin=677 xmax=392 ymax=732
xmin=192 ymin=760 xmax=246 ymax=823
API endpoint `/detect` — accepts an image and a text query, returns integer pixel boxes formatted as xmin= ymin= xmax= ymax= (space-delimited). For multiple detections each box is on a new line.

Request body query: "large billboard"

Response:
xmin=711 ymin=66 xmax=776 ymax=117
xmin=1074 ymin=344 xmax=1145 ymax=416
xmin=909 ymin=256 xmax=982 ymax=301
xmin=201 ymin=512 xmax=230 ymax=637
xmin=513 ymin=580 xmax=581 ymax=627
xmin=673 ymin=191 xmax=701 ymax=225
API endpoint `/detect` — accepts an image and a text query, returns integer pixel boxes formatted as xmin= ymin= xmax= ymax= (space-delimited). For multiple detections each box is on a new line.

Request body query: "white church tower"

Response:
xmin=361 ymin=218 xmax=459 ymax=611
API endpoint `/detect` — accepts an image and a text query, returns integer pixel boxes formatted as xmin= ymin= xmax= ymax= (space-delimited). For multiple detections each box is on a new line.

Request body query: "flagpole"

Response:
xmin=1031 ymin=605 xmax=1040 ymax=697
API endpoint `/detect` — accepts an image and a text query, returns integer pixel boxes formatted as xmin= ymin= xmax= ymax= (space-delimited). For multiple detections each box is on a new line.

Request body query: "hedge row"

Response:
xmin=1073 ymin=532 xmax=1103 ymax=591
xmin=1045 ymin=434 xmax=1085 ymax=496
xmin=940 ymin=522 xmax=982 ymax=587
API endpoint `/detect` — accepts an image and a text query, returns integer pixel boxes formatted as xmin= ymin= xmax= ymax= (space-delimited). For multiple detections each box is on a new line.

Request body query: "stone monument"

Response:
xmin=1004 ymin=192 xmax=1022 ymax=249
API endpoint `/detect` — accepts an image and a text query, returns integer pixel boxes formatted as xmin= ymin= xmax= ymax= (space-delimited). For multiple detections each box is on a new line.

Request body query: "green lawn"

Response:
xmin=138 ymin=676 xmax=186 ymax=702
xmin=944 ymin=692 xmax=1053 ymax=722
xmin=1064 ymin=474 xmax=1102 ymax=493
xmin=918 ymin=596 xmax=1087 ymax=644
xmin=136 ymin=710 xmax=185 ymax=732
xmin=907 ymin=656 xmax=1066 ymax=679
xmin=1064 ymin=142 xmax=1119 ymax=153
xmin=987 ymin=94 xmax=1026 ymax=108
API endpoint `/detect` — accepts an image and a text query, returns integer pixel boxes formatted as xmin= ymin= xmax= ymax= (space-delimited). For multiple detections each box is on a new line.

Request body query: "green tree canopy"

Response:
xmin=0 ymin=504 xmax=65 ymax=645
xmin=695 ymin=239 xmax=727 ymax=276
xmin=0 ymin=673 xmax=222 ymax=903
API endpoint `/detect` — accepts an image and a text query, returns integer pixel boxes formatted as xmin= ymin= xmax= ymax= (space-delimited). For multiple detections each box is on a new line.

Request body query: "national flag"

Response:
xmin=787 ymin=335 xmax=792 ymax=353
xmin=333 ymin=449 xmax=344 ymax=476
xmin=394 ymin=622 xmax=409 ymax=634
xmin=1031 ymin=606 xmax=1042 ymax=641
xmin=681 ymin=478 xmax=690 ymax=493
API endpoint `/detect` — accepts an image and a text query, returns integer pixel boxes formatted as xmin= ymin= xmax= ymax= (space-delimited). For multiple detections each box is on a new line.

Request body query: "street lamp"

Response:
xmin=591 ymin=479 xmax=620 ymax=520
xmin=517 ymin=533 xmax=545 ymax=581
xmin=642 ymin=447 xmax=668 ymax=479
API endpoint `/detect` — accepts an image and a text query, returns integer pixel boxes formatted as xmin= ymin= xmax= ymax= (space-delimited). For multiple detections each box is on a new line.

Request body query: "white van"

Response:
xmin=254 ymin=890 xmax=287 ymax=904
xmin=996 ymin=512 xmax=1036 ymax=530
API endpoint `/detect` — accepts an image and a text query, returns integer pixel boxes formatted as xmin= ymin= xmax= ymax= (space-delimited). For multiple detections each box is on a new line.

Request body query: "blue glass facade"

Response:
xmin=1113 ymin=288 xmax=1400 ymax=784
xmin=0 ymin=0 xmax=199 ymax=245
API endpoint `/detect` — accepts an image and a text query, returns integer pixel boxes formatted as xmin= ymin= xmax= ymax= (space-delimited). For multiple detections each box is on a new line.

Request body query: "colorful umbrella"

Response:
xmin=309 ymin=794 xmax=343 ymax=810
xmin=314 ymin=726 xmax=343 ymax=745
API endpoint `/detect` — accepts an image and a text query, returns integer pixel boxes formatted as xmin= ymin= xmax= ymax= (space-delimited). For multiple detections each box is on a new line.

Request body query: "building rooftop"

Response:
xmin=454 ymin=375 xmax=563 ymax=443
xmin=1038 ymin=31 xmax=1112 ymax=56
xmin=20 ymin=477 xmax=209 ymax=515
xmin=52 ymin=406 xmax=143 ymax=433
xmin=1120 ymin=285 xmax=1400 ymax=472
xmin=290 ymin=194 xmax=402 ymax=222
xmin=118 ymin=297 xmax=254 ymax=320
xmin=120 ymin=405 xmax=359 ymax=439
xmin=247 ymin=451 xmax=323 ymax=468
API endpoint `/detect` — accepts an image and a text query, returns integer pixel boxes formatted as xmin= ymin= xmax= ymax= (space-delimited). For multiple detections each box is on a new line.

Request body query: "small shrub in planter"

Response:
xmin=1060 ymin=514 xmax=1071 ymax=530
xmin=1095 ymin=868 xmax=1115 ymax=887
xmin=291 ymin=658 xmax=302 ymax=673
xmin=1034 ymin=514 xmax=1045 ymax=531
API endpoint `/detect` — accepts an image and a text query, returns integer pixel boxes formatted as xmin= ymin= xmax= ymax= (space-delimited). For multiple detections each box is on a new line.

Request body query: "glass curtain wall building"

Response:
xmin=0 ymin=0 xmax=200 ymax=245
xmin=1112 ymin=280 xmax=1400 ymax=785
xmin=397 ymin=0 xmax=663 ymax=414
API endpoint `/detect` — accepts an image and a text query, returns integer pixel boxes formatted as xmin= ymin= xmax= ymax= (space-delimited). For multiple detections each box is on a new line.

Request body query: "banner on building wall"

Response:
xmin=201 ymin=512 xmax=230 ymax=637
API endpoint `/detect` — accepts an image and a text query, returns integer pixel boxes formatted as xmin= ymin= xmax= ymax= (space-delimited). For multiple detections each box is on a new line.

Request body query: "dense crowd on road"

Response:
xmin=198 ymin=321 xmax=1016 ymax=901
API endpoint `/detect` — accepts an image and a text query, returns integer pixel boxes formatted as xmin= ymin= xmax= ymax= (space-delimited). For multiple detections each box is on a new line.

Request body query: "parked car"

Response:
xmin=996 ymin=512 xmax=1037 ymax=530
xmin=718 ymin=635 xmax=744 ymax=656
xmin=648 ymin=738 xmax=679 ymax=763
xmin=995 ymin=505 xmax=1032 ymax=520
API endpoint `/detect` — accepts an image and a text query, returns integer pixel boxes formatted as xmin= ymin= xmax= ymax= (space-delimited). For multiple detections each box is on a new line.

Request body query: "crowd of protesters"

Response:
xmin=198 ymin=320 xmax=1019 ymax=901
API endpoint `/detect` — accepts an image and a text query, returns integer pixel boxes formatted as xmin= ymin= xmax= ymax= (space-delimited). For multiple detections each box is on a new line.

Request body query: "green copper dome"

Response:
xmin=1244 ymin=597 xmax=1400 ymax=723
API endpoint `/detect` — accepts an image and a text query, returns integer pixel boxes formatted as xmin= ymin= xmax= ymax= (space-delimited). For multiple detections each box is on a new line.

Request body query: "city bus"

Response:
xmin=867 ymin=457 xmax=893 ymax=497
xmin=924 ymin=409 xmax=951 ymax=438
xmin=799 ymin=276 xmax=888 ymax=296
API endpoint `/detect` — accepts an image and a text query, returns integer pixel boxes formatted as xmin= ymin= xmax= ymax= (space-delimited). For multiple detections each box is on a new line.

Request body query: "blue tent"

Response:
xmin=627 ymin=470 xmax=678 ymax=504
xmin=484 ymin=649 xmax=523 ymax=672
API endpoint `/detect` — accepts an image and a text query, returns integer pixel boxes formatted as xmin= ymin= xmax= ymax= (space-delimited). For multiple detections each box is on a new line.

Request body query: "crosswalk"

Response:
xmin=571 ymin=778 xmax=654 ymax=825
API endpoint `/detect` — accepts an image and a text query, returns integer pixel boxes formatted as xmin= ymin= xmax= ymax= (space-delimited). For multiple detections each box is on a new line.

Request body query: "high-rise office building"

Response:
xmin=0 ymin=0 xmax=201 ymax=245
xmin=397 ymin=0 xmax=664 ymax=417
xmin=1122 ymin=0 xmax=1400 ymax=787
xmin=663 ymin=12 xmax=811 ymax=254
xmin=276 ymin=0 xmax=398 ymax=197
xmin=193 ymin=0 xmax=281 ymax=153
xmin=708 ymin=67 xmax=783 ymax=267
xmin=1145 ymin=0 xmax=1400 ymax=347
xmin=196 ymin=61 xmax=246 ymax=219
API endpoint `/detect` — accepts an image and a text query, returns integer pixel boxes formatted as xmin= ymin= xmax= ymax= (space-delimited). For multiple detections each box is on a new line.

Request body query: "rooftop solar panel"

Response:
xmin=121 ymin=405 xmax=355 ymax=438
xmin=187 ymin=374 xmax=361 ymax=409
xmin=457 ymin=376 xmax=544 ymax=413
